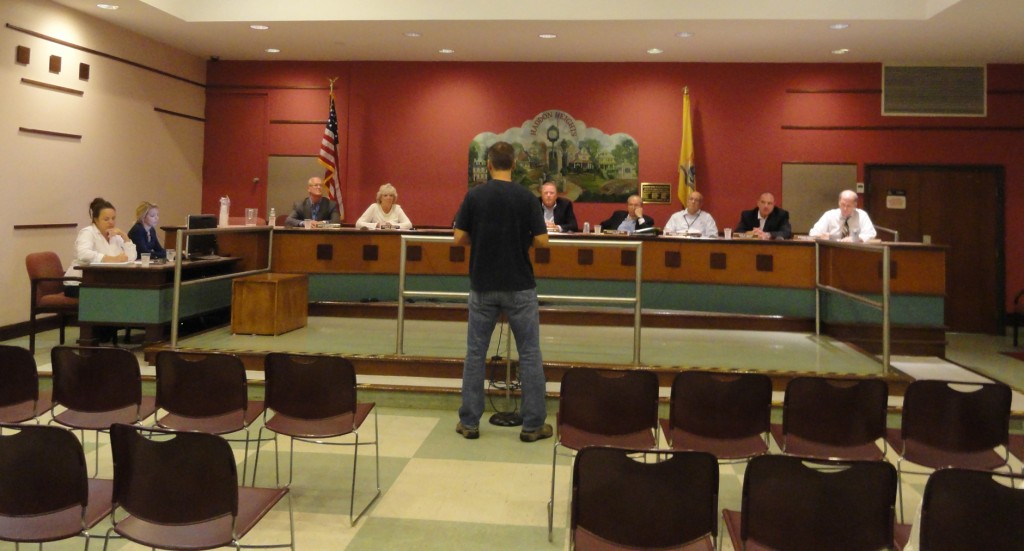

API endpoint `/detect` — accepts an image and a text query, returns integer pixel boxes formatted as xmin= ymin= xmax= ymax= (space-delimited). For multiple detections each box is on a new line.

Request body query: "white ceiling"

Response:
xmin=51 ymin=0 xmax=1024 ymax=64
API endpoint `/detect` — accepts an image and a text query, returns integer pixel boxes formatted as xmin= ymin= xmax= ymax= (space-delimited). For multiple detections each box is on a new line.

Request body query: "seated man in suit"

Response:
xmin=285 ymin=176 xmax=342 ymax=227
xmin=665 ymin=191 xmax=719 ymax=237
xmin=600 ymin=194 xmax=656 ymax=233
xmin=735 ymin=192 xmax=792 ymax=240
xmin=539 ymin=181 xmax=579 ymax=233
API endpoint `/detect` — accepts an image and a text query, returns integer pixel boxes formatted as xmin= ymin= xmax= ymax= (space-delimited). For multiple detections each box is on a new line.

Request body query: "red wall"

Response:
xmin=204 ymin=61 xmax=1024 ymax=310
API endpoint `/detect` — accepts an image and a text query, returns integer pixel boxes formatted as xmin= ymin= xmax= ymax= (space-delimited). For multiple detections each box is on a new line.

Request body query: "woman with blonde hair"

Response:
xmin=127 ymin=201 xmax=166 ymax=259
xmin=355 ymin=183 xmax=413 ymax=230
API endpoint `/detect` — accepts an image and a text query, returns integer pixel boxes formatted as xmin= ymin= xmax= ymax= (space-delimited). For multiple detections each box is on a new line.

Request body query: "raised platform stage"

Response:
xmin=145 ymin=304 xmax=916 ymax=396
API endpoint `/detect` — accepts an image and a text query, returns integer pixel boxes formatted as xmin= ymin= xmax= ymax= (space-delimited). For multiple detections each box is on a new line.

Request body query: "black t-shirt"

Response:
xmin=454 ymin=179 xmax=546 ymax=292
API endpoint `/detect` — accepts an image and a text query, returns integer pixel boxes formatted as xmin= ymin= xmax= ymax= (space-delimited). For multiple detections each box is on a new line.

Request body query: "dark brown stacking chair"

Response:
xmin=660 ymin=371 xmax=771 ymax=462
xmin=49 ymin=346 xmax=157 ymax=476
xmin=154 ymin=350 xmax=266 ymax=484
xmin=571 ymin=446 xmax=719 ymax=551
xmin=25 ymin=251 xmax=80 ymax=354
xmin=252 ymin=353 xmax=380 ymax=526
xmin=894 ymin=468 xmax=1024 ymax=551
xmin=0 ymin=423 xmax=113 ymax=549
xmin=1010 ymin=433 xmax=1024 ymax=475
xmin=723 ymin=454 xmax=897 ymax=551
xmin=548 ymin=367 xmax=660 ymax=541
xmin=771 ymin=376 xmax=889 ymax=461
xmin=104 ymin=423 xmax=294 ymax=551
xmin=885 ymin=379 xmax=1012 ymax=521
xmin=0 ymin=344 xmax=52 ymax=424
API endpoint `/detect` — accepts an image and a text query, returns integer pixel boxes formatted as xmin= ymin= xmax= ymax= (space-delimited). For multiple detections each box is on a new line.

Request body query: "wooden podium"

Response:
xmin=231 ymin=273 xmax=308 ymax=335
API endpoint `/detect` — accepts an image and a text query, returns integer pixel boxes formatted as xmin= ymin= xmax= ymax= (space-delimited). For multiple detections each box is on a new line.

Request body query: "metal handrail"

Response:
xmin=397 ymin=235 xmax=644 ymax=365
xmin=170 ymin=225 xmax=273 ymax=347
xmin=873 ymin=225 xmax=900 ymax=242
xmin=814 ymin=240 xmax=891 ymax=374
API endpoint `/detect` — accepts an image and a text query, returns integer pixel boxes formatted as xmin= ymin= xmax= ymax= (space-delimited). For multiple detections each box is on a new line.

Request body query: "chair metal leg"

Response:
xmin=28 ymin=313 xmax=36 ymax=352
xmin=349 ymin=409 xmax=382 ymax=526
xmin=548 ymin=442 xmax=559 ymax=542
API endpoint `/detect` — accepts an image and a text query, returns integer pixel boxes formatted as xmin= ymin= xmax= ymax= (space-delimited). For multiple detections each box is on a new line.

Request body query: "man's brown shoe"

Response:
xmin=520 ymin=424 xmax=553 ymax=442
xmin=456 ymin=422 xmax=480 ymax=440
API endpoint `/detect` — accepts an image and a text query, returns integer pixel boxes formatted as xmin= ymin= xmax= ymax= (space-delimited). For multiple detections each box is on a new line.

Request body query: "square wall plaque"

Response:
xmin=640 ymin=182 xmax=672 ymax=205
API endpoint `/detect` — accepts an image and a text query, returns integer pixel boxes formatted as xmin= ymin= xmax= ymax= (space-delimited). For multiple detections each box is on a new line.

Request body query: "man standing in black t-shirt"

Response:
xmin=453 ymin=142 xmax=552 ymax=442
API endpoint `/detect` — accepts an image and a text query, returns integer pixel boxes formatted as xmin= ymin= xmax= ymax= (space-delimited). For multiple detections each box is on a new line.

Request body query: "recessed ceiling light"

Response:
xmin=265 ymin=48 xmax=281 ymax=54
xmin=438 ymin=48 xmax=455 ymax=54
xmin=539 ymin=33 xmax=557 ymax=39
xmin=250 ymin=24 xmax=269 ymax=31
xmin=829 ymin=23 xmax=850 ymax=30
xmin=647 ymin=48 xmax=664 ymax=55
xmin=96 ymin=3 xmax=119 ymax=9
xmin=832 ymin=48 xmax=850 ymax=55
xmin=675 ymin=32 xmax=693 ymax=38
xmin=404 ymin=32 xmax=421 ymax=38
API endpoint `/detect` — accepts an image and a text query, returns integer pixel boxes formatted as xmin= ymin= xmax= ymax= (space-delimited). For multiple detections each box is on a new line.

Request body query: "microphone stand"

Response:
xmin=488 ymin=323 xmax=522 ymax=427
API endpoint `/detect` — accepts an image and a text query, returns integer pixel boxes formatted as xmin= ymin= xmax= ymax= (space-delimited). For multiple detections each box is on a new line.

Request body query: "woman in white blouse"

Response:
xmin=64 ymin=197 xmax=137 ymax=298
xmin=355 ymin=183 xmax=413 ymax=230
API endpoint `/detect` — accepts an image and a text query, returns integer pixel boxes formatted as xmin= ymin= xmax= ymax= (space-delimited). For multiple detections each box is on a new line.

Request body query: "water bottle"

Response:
xmin=582 ymin=221 xmax=590 ymax=234
xmin=267 ymin=207 xmax=276 ymax=227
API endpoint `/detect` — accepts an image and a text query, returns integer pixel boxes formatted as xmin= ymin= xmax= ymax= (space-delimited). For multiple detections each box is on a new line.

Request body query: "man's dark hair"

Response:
xmin=487 ymin=142 xmax=515 ymax=171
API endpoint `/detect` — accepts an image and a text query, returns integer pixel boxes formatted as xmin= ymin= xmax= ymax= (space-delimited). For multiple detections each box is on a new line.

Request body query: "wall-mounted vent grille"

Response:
xmin=883 ymin=65 xmax=986 ymax=117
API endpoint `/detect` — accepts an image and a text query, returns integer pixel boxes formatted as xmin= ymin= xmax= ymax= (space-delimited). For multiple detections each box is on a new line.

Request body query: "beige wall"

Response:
xmin=0 ymin=0 xmax=206 ymax=327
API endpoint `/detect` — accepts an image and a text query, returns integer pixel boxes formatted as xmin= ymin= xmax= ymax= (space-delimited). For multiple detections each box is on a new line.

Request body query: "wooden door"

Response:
xmin=865 ymin=165 xmax=1004 ymax=334
xmin=202 ymin=93 xmax=268 ymax=215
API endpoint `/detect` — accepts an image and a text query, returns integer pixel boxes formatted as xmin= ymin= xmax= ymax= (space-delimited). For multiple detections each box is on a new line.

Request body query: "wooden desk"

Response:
xmin=77 ymin=257 xmax=241 ymax=344
xmin=231 ymin=273 xmax=308 ymax=335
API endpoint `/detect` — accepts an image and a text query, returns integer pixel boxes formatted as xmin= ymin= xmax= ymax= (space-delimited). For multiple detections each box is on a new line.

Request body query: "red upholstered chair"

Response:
xmin=25 ymin=252 xmax=79 ymax=354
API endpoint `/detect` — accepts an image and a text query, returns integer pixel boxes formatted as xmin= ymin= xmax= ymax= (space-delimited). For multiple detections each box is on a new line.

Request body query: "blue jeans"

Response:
xmin=460 ymin=289 xmax=548 ymax=431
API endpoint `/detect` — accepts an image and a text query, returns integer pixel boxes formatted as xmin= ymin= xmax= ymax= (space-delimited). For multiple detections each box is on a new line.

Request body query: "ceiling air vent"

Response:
xmin=882 ymin=65 xmax=986 ymax=117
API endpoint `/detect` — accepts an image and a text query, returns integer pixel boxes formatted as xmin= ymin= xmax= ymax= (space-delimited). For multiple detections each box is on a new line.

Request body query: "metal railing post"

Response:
xmin=396 ymin=235 xmax=644 ymax=366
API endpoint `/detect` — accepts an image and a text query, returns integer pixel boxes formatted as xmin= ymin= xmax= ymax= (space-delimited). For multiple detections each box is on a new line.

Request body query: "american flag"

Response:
xmin=318 ymin=92 xmax=343 ymax=216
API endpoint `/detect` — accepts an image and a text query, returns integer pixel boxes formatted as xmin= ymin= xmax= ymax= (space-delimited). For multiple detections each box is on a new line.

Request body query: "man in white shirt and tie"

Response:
xmin=809 ymin=189 xmax=877 ymax=242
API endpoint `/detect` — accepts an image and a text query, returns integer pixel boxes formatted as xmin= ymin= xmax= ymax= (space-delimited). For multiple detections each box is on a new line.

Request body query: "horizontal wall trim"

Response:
xmin=787 ymin=88 xmax=1024 ymax=95
xmin=13 ymin=223 xmax=78 ymax=230
xmin=5 ymin=23 xmax=205 ymax=89
xmin=270 ymin=119 xmax=327 ymax=125
xmin=782 ymin=125 xmax=1024 ymax=132
xmin=20 ymin=77 xmax=83 ymax=96
xmin=786 ymin=88 xmax=881 ymax=94
xmin=154 ymin=106 xmax=205 ymax=122
xmin=207 ymin=84 xmax=330 ymax=91
xmin=18 ymin=127 xmax=81 ymax=139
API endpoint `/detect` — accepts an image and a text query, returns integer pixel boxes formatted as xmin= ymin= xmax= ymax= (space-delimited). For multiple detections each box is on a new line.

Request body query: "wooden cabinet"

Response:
xmin=231 ymin=273 xmax=308 ymax=335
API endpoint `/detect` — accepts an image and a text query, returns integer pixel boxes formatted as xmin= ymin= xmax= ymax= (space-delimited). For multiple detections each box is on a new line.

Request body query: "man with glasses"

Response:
xmin=285 ymin=176 xmax=342 ymax=227
xmin=599 ymin=194 xmax=656 ymax=233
